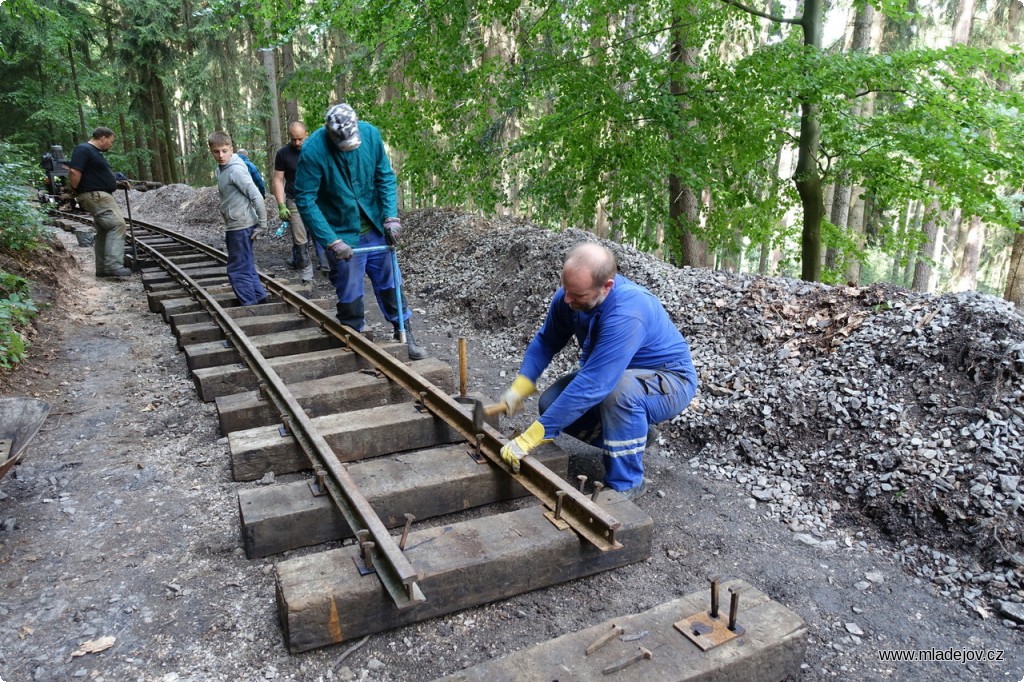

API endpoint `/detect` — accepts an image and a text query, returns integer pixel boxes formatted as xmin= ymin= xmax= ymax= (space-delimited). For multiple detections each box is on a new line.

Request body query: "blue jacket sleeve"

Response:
xmin=519 ymin=290 xmax=573 ymax=383
xmin=537 ymin=310 xmax=645 ymax=438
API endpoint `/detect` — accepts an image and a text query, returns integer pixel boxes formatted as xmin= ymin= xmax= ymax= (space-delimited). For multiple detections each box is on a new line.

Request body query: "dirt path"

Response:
xmin=0 ymin=220 xmax=1021 ymax=682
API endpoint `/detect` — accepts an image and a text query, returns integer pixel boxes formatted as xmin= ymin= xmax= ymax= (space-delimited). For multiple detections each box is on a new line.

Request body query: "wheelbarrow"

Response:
xmin=0 ymin=398 xmax=51 ymax=482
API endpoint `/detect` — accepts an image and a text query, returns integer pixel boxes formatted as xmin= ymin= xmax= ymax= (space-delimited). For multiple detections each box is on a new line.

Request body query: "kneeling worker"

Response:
xmin=498 ymin=242 xmax=697 ymax=501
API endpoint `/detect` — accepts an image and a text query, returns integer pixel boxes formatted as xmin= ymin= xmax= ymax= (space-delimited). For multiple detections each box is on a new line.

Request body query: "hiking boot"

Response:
xmin=620 ymin=478 xmax=649 ymax=502
xmin=99 ymin=267 xmax=133 ymax=279
xmin=394 ymin=322 xmax=427 ymax=360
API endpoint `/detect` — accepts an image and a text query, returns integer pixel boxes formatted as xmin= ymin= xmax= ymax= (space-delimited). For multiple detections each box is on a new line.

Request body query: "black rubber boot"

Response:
xmin=290 ymin=244 xmax=302 ymax=269
xmin=336 ymin=299 xmax=365 ymax=331
xmin=394 ymin=322 xmax=427 ymax=360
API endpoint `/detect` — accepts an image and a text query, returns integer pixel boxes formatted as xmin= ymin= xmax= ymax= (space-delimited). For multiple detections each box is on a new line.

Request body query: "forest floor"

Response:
xmin=0 ymin=185 xmax=1022 ymax=682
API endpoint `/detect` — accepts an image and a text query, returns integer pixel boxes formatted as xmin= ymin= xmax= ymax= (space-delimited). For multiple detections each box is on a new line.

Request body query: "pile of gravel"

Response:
xmin=400 ymin=207 xmax=1024 ymax=624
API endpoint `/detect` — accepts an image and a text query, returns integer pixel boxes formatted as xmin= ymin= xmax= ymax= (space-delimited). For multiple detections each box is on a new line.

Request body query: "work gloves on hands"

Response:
xmin=384 ymin=217 xmax=402 ymax=245
xmin=499 ymin=421 xmax=551 ymax=474
xmin=277 ymin=203 xmax=291 ymax=220
xmin=328 ymin=239 xmax=354 ymax=260
xmin=501 ymin=375 xmax=536 ymax=416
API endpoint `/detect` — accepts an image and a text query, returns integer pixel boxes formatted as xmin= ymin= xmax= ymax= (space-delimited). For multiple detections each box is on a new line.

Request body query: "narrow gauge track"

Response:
xmin=50 ymin=210 xmax=654 ymax=654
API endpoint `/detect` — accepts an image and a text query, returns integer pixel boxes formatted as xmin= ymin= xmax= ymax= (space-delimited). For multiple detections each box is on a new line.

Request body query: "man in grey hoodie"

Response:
xmin=208 ymin=131 xmax=269 ymax=305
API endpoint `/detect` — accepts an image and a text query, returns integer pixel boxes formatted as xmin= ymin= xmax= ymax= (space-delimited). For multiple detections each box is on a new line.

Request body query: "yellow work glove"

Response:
xmin=499 ymin=421 xmax=551 ymax=474
xmin=501 ymin=374 xmax=536 ymax=416
xmin=277 ymin=202 xmax=291 ymax=220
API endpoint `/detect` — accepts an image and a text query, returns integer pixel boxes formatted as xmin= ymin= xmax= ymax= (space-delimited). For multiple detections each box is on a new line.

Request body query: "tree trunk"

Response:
xmin=143 ymin=85 xmax=162 ymax=183
xmin=67 ymin=44 xmax=88 ymax=138
xmin=132 ymin=120 xmax=148 ymax=180
xmin=157 ymin=78 xmax=179 ymax=184
xmin=262 ymin=38 xmax=283 ymax=152
xmin=911 ymin=198 xmax=941 ymax=292
xmin=1002 ymin=228 xmax=1024 ymax=309
xmin=331 ymin=28 xmax=351 ymax=105
xmin=845 ymin=188 xmax=866 ymax=285
xmin=946 ymin=0 xmax=983 ymax=288
xmin=952 ymin=216 xmax=984 ymax=292
xmin=825 ymin=170 xmax=851 ymax=274
xmin=282 ymin=40 xmax=299 ymax=124
xmin=952 ymin=0 xmax=976 ymax=45
xmin=795 ymin=0 xmax=825 ymax=282
xmin=669 ymin=6 xmax=707 ymax=268
xmin=829 ymin=2 xmax=876 ymax=283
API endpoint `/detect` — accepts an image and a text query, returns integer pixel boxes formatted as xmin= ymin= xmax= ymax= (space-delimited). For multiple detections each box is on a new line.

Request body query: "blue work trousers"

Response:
xmin=539 ymin=369 xmax=696 ymax=491
xmin=225 ymin=227 xmax=268 ymax=306
xmin=327 ymin=229 xmax=410 ymax=331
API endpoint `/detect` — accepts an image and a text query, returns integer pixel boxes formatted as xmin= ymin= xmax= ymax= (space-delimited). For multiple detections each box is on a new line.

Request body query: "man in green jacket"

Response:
xmin=293 ymin=103 xmax=426 ymax=360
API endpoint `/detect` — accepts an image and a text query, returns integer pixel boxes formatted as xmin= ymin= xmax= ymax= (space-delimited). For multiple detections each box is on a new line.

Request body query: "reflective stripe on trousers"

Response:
xmin=539 ymin=369 xmax=696 ymax=491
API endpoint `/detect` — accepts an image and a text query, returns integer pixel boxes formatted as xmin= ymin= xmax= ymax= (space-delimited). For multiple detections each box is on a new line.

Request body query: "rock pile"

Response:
xmin=399 ymin=208 xmax=1024 ymax=625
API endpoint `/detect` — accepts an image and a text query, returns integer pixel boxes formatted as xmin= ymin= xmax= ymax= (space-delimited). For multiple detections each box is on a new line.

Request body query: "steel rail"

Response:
xmin=130 ymin=234 xmax=425 ymax=608
xmin=126 ymin=219 xmax=623 ymax=551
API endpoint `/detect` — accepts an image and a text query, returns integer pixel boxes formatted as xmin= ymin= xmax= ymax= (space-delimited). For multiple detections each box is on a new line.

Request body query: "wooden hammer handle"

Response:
xmin=484 ymin=402 xmax=508 ymax=417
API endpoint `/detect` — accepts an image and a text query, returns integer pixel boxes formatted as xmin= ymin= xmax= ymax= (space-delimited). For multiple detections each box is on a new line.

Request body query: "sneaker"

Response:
xmin=620 ymin=478 xmax=649 ymax=502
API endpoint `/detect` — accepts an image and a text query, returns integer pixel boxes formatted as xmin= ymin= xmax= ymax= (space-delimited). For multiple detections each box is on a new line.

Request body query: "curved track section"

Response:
xmin=51 ymin=210 xmax=653 ymax=653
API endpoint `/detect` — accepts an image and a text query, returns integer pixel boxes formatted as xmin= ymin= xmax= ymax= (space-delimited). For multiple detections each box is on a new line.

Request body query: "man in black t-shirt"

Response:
xmin=68 ymin=127 xmax=132 ymax=279
xmin=273 ymin=121 xmax=320 ymax=281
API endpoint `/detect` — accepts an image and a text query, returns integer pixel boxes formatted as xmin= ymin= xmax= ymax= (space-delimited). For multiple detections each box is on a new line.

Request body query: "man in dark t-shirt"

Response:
xmin=68 ymin=127 xmax=132 ymax=278
xmin=273 ymin=121 xmax=320 ymax=281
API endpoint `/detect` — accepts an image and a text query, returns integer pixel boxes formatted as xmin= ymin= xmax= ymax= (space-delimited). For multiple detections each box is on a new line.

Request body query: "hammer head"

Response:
xmin=471 ymin=399 xmax=510 ymax=432
xmin=472 ymin=399 xmax=485 ymax=432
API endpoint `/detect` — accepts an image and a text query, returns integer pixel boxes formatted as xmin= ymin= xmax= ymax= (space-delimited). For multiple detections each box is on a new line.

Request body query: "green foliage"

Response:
xmin=5 ymin=0 xmax=1023 ymax=284
xmin=0 ymin=141 xmax=46 ymax=368
xmin=0 ymin=141 xmax=50 ymax=251
xmin=241 ymin=0 xmax=1024 ymax=277
xmin=0 ymin=272 xmax=39 ymax=369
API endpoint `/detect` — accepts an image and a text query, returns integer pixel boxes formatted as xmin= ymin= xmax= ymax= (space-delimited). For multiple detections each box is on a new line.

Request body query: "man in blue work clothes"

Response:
xmin=293 ymin=103 xmax=426 ymax=360
xmin=498 ymin=242 xmax=697 ymax=501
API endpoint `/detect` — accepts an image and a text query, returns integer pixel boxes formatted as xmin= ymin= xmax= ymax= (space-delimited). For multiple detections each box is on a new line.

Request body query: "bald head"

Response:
xmin=564 ymin=242 xmax=616 ymax=287
xmin=288 ymin=122 xmax=308 ymax=150
xmin=561 ymin=242 xmax=616 ymax=312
